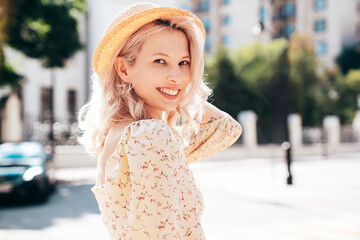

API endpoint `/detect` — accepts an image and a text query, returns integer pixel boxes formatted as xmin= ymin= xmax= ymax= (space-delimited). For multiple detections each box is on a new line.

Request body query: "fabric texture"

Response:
xmin=91 ymin=114 xmax=241 ymax=239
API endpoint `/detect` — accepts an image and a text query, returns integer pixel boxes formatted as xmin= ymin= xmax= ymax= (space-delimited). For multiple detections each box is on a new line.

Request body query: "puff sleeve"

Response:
xmin=184 ymin=113 xmax=242 ymax=164
xmin=92 ymin=120 xmax=206 ymax=240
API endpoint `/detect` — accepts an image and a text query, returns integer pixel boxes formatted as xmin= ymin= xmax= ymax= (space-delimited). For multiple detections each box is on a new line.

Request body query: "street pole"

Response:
xmin=283 ymin=117 xmax=293 ymax=185
xmin=49 ymin=70 xmax=55 ymax=154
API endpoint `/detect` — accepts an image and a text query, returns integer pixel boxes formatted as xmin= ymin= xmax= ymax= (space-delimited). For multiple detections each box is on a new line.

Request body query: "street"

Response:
xmin=0 ymin=152 xmax=360 ymax=240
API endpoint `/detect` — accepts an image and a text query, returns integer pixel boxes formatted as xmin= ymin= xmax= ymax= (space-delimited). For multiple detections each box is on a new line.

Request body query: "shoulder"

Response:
xmin=102 ymin=119 xmax=175 ymax=158
xmin=126 ymin=119 xmax=172 ymax=139
xmin=100 ymin=119 xmax=135 ymax=164
xmin=124 ymin=119 xmax=179 ymax=154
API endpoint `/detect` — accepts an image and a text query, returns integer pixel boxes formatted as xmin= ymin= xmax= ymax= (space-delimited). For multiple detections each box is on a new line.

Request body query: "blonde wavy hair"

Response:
xmin=78 ymin=16 xmax=212 ymax=155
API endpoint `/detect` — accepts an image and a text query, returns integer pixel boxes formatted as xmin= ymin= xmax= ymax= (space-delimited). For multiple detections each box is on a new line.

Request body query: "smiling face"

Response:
xmin=115 ymin=29 xmax=191 ymax=119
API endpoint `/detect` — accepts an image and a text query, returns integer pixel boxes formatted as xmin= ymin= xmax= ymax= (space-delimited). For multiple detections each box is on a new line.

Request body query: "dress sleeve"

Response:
xmin=184 ymin=113 xmax=242 ymax=164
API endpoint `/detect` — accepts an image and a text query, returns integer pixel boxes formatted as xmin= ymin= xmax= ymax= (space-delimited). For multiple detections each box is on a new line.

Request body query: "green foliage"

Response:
xmin=288 ymin=34 xmax=321 ymax=126
xmin=206 ymin=35 xmax=327 ymax=143
xmin=336 ymin=42 xmax=360 ymax=75
xmin=207 ymin=36 xmax=360 ymax=143
xmin=205 ymin=46 xmax=265 ymax=119
xmin=7 ymin=0 xmax=85 ymax=68
xmin=322 ymin=70 xmax=360 ymax=124
xmin=0 ymin=0 xmax=85 ymax=90
xmin=0 ymin=50 xmax=23 ymax=89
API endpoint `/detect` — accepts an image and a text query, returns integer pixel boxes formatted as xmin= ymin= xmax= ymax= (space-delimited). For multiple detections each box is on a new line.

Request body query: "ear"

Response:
xmin=114 ymin=56 xmax=131 ymax=83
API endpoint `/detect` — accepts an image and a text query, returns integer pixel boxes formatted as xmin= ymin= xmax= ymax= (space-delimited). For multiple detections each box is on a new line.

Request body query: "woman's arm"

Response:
xmin=184 ymin=101 xmax=242 ymax=164
xmin=201 ymin=101 xmax=229 ymax=123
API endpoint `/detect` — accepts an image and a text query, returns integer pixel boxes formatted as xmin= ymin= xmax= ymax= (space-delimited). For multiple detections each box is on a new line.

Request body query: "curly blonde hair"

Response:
xmin=78 ymin=16 xmax=212 ymax=155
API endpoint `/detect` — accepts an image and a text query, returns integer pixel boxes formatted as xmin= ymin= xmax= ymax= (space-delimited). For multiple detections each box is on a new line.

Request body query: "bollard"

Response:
xmin=323 ymin=116 xmax=340 ymax=154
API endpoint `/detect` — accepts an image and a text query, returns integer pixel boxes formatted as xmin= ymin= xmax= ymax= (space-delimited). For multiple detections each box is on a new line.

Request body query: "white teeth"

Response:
xmin=159 ymin=88 xmax=179 ymax=96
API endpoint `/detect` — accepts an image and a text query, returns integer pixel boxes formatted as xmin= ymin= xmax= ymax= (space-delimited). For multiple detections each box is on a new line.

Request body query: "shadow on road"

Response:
xmin=0 ymin=182 xmax=99 ymax=230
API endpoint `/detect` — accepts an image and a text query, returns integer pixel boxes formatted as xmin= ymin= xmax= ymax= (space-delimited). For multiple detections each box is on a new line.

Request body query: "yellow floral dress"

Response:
xmin=91 ymin=114 xmax=242 ymax=239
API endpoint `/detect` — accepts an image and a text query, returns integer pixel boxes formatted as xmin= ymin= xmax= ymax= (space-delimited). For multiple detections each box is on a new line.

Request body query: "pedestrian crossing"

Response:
xmin=207 ymin=215 xmax=360 ymax=240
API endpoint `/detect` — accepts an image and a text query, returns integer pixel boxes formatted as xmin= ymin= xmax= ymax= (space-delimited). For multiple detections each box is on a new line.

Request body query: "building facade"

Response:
xmin=4 ymin=14 xmax=87 ymax=141
xmin=267 ymin=0 xmax=360 ymax=66
xmin=186 ymin=0 xmax=271 ymax=54
xmin=185 ymin=0 xmax=360 ymax=66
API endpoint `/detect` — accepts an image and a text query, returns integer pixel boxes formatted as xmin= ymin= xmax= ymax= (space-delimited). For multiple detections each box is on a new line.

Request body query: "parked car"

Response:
xmin=0 ymin=141 xmax=56 ymax=202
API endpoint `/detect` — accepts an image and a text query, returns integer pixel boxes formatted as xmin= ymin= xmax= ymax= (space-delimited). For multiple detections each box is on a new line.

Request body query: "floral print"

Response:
xmin=91 ymin=115 xmax=241 ymax=239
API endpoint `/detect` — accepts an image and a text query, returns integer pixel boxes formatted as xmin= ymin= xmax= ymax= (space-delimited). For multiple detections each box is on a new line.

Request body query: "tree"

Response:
xmin=207 ymin=36 xmax=324 ymax=143
xmin=288 ymin=34 xmax=322 ymax=126
xmin=231 ymin=39 xmax=291 ymax=143
xmin=0 ymin=0 xmax=23 ymax=88
xmin=336 ymin=42 xmax=360 ymax=75
xmin=8 ymin=0 xmax=85 ymax=68
xmin=1 ymin=0 xmax=86 ymax=144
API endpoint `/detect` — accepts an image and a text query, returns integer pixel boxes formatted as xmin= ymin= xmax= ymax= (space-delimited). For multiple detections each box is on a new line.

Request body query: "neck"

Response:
xmin=149 ymin=109 xmax=165 ymax=121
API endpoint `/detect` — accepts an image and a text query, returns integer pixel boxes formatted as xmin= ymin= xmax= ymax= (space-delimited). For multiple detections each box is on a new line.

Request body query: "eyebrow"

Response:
xmin=152 ymin=52 xmax=190 ymax=59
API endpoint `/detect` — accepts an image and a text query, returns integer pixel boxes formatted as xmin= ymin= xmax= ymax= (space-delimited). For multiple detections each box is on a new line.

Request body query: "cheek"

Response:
xmin=184 ymin=69 xmax=191 ymax=86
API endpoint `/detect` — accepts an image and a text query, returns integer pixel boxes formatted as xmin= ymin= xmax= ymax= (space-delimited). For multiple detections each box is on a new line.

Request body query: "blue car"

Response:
xmin=0 ymin=141 xmax=56 ymax=202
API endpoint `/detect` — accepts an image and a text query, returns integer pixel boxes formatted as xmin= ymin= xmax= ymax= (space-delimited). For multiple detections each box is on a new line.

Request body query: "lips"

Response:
xmin=156 ymin=87 xmax=180 ymax=99
xmin=157 ymin=87 xmax=180 ymax=96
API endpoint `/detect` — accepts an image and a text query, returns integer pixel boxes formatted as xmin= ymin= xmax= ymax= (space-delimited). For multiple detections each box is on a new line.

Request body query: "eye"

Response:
xmin=154 ymin=59 xmax=165 ymax=64
xmin=179 ymin=60 xmax=190 ymax=65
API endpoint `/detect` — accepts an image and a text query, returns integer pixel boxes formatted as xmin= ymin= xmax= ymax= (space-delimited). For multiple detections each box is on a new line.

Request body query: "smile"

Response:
xmin=157 ymin=88 xmax=180 ymax=96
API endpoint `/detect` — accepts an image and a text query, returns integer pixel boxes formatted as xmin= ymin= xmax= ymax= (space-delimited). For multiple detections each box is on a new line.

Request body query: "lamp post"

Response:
xmin=282 ymin=126 xmax=293 ymax=185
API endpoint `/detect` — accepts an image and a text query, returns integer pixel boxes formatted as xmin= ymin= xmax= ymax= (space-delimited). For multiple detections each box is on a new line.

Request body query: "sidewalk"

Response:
xmin=53 ymin=152 xmax=360 ymax=240
xmin=1 ymin=151 xmax=360 ymax=240
xmin=191 ymin=155 xmax=360 ymax=240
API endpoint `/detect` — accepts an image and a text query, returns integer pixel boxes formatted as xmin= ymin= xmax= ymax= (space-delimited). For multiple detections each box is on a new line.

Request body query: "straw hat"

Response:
xmin=92 ymin=2 xmax=206 ymax=75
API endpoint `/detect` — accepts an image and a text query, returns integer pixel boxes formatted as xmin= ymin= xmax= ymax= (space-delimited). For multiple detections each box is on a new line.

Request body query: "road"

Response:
xmin=0 ymin=152 xmax=360 ymax=240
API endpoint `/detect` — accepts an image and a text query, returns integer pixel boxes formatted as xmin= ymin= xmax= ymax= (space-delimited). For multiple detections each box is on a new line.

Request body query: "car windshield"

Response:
xmin=0 ymin=142 xmax=44 ymax=165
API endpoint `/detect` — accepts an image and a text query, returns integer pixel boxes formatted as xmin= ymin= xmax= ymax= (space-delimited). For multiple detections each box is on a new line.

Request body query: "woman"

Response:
xmin=78 ymin=2 xmax=242 ymax=239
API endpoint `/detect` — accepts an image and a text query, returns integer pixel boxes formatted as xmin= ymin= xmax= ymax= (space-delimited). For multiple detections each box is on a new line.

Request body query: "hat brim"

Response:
xmin=92 ymin=7 xmax=206 ymax=75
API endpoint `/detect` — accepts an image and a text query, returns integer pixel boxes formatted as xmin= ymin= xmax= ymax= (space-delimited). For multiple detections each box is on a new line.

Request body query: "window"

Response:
xmin=223 ymin=0 xmax=231 ymax=5
xmin=284 ymin=3 xmax=295 ymax=17
xmin=259 ymin=7 xmax=267 ymax=21
xmin=316 ymin=41 xmax=327 ymax=55
xmin=40 ymin=87 xmax=53 ymax=121
xmin=203 ymin=18 xmax=210 ymax=32
xmin=315 ymin=19 xmax=326 ymax=32
xmin=284 ymin=24 xmax=295 ymax=38
xmin=205 ymin=37 xmax=211 ymax=52
xmin=315 ymin=0 xmax=326 ymax=11
xmin=222 ymin=35 xmax=231 ymax=46
xmin=223 ymin=15 xmax=231 ymax=25
xmin=67 ymin=90 xmax=77 ymax=122
xmin=198 ymin=0 xmax=209 ymax=12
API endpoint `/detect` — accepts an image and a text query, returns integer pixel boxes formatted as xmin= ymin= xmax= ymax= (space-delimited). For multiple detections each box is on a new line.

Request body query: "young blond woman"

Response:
xmin=78 ymin=2 xmax=242 ymax=239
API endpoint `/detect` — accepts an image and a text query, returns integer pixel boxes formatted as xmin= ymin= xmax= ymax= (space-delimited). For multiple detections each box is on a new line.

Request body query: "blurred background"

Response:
xmin=0 ymin=0 xmax=359 ymax=239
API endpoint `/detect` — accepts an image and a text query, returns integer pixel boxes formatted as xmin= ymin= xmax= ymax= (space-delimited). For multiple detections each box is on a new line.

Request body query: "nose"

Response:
xmin=167 ymin=65 xmax=182 ymax=83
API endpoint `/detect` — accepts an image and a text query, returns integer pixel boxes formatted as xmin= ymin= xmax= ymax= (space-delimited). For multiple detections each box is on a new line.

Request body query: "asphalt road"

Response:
xmin=0 ymin=153 xmax=360 ymax=240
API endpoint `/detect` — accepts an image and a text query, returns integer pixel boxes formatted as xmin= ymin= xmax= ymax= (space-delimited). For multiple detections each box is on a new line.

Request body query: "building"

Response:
xmin=186 ymin=0 xmax=271 ymax=54
xmin=187 ymin=0 xmax=360 ymax=66
xmin=267 ymin=0 xmax=360 ymax=66
xmin=4 ymin=14 xmax=88 ymax=141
